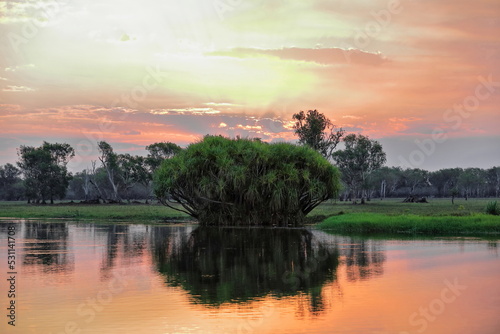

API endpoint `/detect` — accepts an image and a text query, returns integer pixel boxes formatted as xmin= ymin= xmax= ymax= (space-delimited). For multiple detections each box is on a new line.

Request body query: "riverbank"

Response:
xmin=0 ymin=201 xmax=190 ymax=222
xmin=317 ymin=212 xmax=500 ymax=235
xmin=1 ymin=199 xmax=499 ymax=234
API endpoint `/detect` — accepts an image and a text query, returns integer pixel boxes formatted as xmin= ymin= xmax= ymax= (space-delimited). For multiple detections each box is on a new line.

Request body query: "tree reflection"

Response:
xmin=23 ymin=222 xmax=74 ymax=273
xmin=152 ymin=227 xmax=340 ymax=311
xmin=342 ymin=238 xmax=385 ymax=282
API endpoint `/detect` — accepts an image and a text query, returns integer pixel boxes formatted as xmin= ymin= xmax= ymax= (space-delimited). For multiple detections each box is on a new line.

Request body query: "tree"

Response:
xmin=331 ymin=134 xmax=386 ymax=203
xmin=487 ymin=167 xmax=500 ymax=198
xmin=366 ymin=166 xmax=402 ymax=200
xmin=401 ymin=168 xmax=430 ymax=196
xmin=97 ymin=141 xmax=121 ymax=202
xmin=458 ymin=168 xmax=486 ymax=200
xmin=292 ymin=109 xmax=344 ymax=158
xmin=146 ymin=142 xmax=182 ymax=174
xmin=17 ymin=142 xmax=75 ymax=204
xmin=0 ymin=163 xmax=23 ymax=200
xmin=429 ymin=168 xmax=462 ymax=200
xmin=145 ymin=142 xmax=182 ymax=202
xmin=154 ymin=136 xmax=341 ymax=226
xmin=117 ymin=154 xmax=149 ymax=202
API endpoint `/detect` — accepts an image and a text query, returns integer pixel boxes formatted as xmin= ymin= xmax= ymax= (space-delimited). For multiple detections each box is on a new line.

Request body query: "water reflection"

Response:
xmin=341 ymin=238 xmax=385 ymax=282
xmin=1 ymin=221 xmax=498 ymax=334
xmin=152 ymin=227 xmax=340 ymax=312
xmin=23 ymin=222 xmax=74 ymax=273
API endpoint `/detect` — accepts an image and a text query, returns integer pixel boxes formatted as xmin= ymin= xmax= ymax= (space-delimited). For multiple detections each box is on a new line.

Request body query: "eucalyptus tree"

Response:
xmin=429 ymin=168 xmax=463 ymax=198
xmin=146 ymin=142 xmax=182 ymax=174
xmin=292 ymin=109 xmax=344 ymax=158
xmin=97 ymin=141 xmax=121 ymax=202
xmin=0 ymin=163 xmax=23 ymax=200
xmin=367 ymin=166 xmax=403 ymax=199
xmin=487 ymin=167 xmax=500 ymax=197
xmin=331 ymin=134 xmax=386 ymax=203
xmin=401 ymin=168 xmax=430 ymax=196
xmin=17 ymin=142 xmax=75 ymax=203
xmin=154 ymin=136 xmax=341 ymax=226
xmin=458 ymin=168 xmax=487 ymax=199
xmin=117 ymin=154 xmax=149 ymax=202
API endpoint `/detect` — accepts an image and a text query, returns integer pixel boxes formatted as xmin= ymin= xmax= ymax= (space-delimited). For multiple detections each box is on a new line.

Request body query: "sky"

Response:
xmin=0 ymin=0 xmax=499 ymax=172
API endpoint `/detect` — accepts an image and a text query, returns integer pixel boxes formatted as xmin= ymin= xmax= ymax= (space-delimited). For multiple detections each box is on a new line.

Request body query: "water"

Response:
xmin=0 ymin=220 xmax=499 ymax=334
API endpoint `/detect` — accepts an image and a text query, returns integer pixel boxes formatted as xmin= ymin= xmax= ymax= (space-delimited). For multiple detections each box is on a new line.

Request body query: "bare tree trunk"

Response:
xmin=82 ymin=170 xmax=91 ymax=200
xmin=89 ymin=161 xmax=105 ymax=202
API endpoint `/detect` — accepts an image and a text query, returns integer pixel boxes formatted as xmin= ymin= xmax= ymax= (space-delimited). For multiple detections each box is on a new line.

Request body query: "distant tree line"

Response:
xmin=0 ymin=110 xmax=498 ymax=204
xmin=0 ymin=141 xmax=181 ymax=203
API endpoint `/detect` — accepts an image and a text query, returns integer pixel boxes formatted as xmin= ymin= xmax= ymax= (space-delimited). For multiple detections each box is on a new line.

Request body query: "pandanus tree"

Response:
xmin=154 ymin=136 xmax=341 ymax=226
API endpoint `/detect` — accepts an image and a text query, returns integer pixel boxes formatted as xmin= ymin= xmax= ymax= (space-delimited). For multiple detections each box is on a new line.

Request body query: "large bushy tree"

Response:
xmin=292 ymin=109 xmax=344 ymax=158
xmin=17 ymin=142 xmax=75 ymax=203
xmin=154 ymin=136 xmax=341 ymax=226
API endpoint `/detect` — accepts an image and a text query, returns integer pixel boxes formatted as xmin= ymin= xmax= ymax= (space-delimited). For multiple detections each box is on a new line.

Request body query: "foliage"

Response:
xmin=0 ymin=163 xmax=24 ymax=200
xmin=97 ymin=141 xmax=121 ymax=201
xmin=117 ymin=154 xmax=149 ymax=201
xmin=292 ymin=109 xmax=344 ymax=157
xmin=486 ymin=201 xmax=500 ymax=216
xmin=429 ymin=168 xmax=462 ymax=197
xmin=154 ymin=136 xmax=341 ymax=226
xmin=146 ymin=142 xmax=182 ymax=175
xmin=153 ymin=227 xmax=339 ymax=307
xmin=458 ymin=168 xmax=487 ymax=199
xmin=318 ymin=212 xmax=500 ymax=235
xmin=17 ymin=142 xmax=75 ymax=203
xmin=331 ymin=134 xmax=386 ymax=202
xmin=401 ymin=168 xmax=430 ymax=195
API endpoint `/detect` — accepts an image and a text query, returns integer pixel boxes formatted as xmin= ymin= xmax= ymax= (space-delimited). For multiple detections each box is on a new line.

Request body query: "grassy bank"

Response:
xmin=317 ymin=212 xmax=500 ymax=235
xmin=311 ymin=198 xmax=493 ymax=216
xmin=1 ymin=198 xmax=498 ymax=233
xmin=0 ymin=201 xmax=190 ymax=222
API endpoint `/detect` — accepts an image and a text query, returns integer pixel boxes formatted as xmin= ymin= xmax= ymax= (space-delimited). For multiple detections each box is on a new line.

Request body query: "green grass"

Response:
xmin=312 ymin=198 xmax=500 ymax=235
xmin=310 ymin=198 xmax=493 ymax=217
xmin=0 ymin=201 xmax=189 ymax=222
xmin=1 ymin=198 xmax=499 ymax=235
xmin=317 ymin=212 xmax=500 ymax=235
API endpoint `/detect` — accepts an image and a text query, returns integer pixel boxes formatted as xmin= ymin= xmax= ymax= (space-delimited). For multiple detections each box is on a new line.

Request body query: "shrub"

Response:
xmin=486 ymin=201 xmax=500 ymax=216
xmin=154 ymin=136 xmax=341 ymax=226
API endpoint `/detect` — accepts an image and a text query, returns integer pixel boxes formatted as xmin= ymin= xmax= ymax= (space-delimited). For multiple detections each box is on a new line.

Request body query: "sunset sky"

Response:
xmin=1 ymin=0 xmax=499 ymax=171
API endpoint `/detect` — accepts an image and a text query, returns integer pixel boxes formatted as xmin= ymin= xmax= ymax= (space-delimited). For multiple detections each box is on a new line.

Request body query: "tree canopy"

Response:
xmin=292 ymin=109 xmax=344 ymax=158
xmin=146 ymin=142 xmax=182 ymax=174
xmin=154 ymin=136 xmax=341 ymax=226
xmin=17 ymin=142 xmax=75 ymax=204
xmin=332 ymin=134 xmax=386 ymax=202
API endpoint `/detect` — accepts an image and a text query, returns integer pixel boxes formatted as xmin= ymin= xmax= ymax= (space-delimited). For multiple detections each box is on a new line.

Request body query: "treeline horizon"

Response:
xmin=1 ymin=139 xmax=499 ymax=203
xmin=1 ymin=109 xmax=498 ymax=204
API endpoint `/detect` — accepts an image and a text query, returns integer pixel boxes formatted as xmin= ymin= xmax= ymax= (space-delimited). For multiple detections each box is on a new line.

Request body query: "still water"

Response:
xmin=0 ymin=220 xmax=499 ymax=334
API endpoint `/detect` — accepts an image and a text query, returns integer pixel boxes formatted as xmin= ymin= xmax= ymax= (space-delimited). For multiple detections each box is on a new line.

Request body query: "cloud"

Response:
xmin=122 ymin=130 xmax=141 ymax=136
xmin=5 ymin=64 xmax=35 ymax=72
xmin=207 ymin=47 xmax=387 ymax=66
xmin=2 ymin=85 xmax=35 ymax=92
